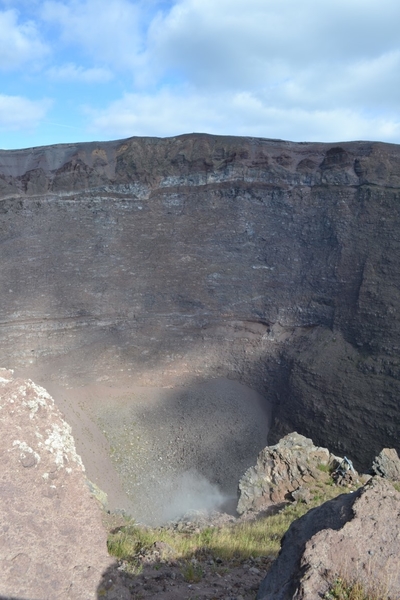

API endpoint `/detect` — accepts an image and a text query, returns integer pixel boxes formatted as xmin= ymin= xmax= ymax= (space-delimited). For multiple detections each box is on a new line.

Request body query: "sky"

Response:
xmin=1 ymin=0 xmax=400 ymax=149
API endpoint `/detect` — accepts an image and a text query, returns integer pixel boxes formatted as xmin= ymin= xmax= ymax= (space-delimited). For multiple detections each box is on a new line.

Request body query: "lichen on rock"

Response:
xmin=0 ymin=370 xmax=113 ymax=598
xmin=237 ymin=432 xmax=344 ymax=515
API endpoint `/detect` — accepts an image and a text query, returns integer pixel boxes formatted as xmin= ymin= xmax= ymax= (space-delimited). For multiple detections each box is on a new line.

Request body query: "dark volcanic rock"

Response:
xmin=0 ymin=134 xmax=400 ymax=469
xmin=0 ymin=368 xmax=113 ymax=598
xmin=257 ymin=477 xmax=400 ymax=600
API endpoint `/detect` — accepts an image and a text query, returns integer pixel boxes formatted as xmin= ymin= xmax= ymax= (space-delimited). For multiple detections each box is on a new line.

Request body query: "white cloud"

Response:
xmin=254 ymin=50 xmax=400 ymax=114
xmin=85 ymin=87 xmax=400 ymax=143
xmin=146 ymin=0 xmax=400 ymax=90
xmin=47 ymin=63 xmax=113 ymax=83
xmin=85 ymin=88 xmax=221 ymax=138
xmin=36 ymin=0 xmax=400 ymax=139
xmin=41 ymin=0 xmax=145 ymax=73
xmin=0 ymin=95 xmax=52 ymax=131
xmin=78 ymin=0 xmax=400 ymax=144
xmin=2 ymin=0 xmax=400 ymax=145
xmin=0 ymin=9 xmax=48 ymax=70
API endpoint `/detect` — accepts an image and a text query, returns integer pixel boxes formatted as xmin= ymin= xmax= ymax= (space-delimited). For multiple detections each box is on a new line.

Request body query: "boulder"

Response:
xmin=0 ymin=369 xmax=115 ymax=598
xmin=257 ymin=477 xmax=400 ymax=600
xmin=371 ymin=447 xmax=400 ymax=481
xmin=237 ymin=432 xmax=343 ymax=514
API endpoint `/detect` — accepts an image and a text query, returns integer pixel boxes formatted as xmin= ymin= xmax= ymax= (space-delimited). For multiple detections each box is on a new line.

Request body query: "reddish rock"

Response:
xmin=257 ymin=477 xmax=400 ymax=600
xmin=0 ymin=369 xmax=114 ymax=599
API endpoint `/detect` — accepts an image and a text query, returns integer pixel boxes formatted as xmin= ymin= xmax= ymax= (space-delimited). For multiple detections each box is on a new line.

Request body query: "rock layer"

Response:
xmin=0 ymin=134 xmax=400 ymax=468
xmin=0 ymin=369 xmax=113 ymax=598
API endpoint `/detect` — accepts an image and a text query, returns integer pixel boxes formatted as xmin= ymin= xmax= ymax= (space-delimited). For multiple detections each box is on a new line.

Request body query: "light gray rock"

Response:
xmin=371 ymin=447 xmax=400 ymax=481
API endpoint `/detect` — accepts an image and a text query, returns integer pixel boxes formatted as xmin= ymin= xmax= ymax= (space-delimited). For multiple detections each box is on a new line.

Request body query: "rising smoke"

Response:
xmin=157 ymin=469 xmax=233 ymax=524
xmin=127 ymin=466 xmax=238 ymax=525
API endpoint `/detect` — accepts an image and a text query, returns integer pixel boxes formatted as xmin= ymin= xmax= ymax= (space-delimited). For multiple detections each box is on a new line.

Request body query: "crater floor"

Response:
xmin=38 ymin=374 xmax=270 ymax=524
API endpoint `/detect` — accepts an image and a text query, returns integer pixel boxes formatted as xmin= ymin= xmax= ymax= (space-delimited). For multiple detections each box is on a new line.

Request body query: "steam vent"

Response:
xmin=1 ymin=133 xmax=399 ymax=522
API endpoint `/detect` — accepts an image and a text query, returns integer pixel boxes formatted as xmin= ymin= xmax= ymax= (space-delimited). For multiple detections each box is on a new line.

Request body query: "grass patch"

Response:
xmin=325 ymin=576 xmax=389 ymax=600
xmin=106 ymin=482 xmax=353 ymax=569
xmin=317 ymin=463 xmax=332 ymax=473
xmin=107 ymin=524 xmax=157 ymax=558
xmin=107 ymin=505 xmax=309 ymax=565
xmin=107 ymin=507 xmax=304 ymax=567
xmin=181 ymin=561 xmax=203 ymax=582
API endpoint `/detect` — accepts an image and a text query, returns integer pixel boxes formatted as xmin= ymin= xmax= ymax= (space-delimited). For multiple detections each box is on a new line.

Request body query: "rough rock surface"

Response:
xmin=0 ymin=134 xmax=400 ymax=470
xmin=0 ymin=368 xmax=114 ymax=599
xmin=371 ymin=447 xmax=400 ymax=481
xmin=257 ymin=477 xmax=400 ymax=600
xmin=237 ymin=432 xmax=342 ymax=514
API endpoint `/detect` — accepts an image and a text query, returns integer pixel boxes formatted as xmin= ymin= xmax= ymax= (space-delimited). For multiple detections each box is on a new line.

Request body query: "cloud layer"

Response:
xmin=0 ymin=8 xmax=48 ymax=70
xmin=0 ymin=95 xmax=51 ymax=132
xmin=1 ymin=0 xmax=400 ymax=147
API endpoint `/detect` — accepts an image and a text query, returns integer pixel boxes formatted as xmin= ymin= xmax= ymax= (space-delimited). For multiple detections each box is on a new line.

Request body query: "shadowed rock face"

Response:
xmin=1 ymin=134 xmax=400 ymax=470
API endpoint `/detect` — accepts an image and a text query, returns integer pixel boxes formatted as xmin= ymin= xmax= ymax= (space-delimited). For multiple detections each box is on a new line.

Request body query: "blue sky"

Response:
xmin=1 ymin=0 xmax=400 ymax=149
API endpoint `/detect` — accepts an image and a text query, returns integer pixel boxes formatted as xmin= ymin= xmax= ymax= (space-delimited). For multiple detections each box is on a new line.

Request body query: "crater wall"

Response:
xmin=1 ymin=134 xmax=400 ymax=470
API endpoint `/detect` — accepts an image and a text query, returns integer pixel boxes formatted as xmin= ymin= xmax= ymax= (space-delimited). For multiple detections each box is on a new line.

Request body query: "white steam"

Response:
xmin=146 ymin=469 xmax=231 ymax=524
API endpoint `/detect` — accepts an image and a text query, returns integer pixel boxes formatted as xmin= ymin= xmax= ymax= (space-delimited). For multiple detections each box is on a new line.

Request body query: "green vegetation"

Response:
xmin=325 ymin=576 xmax=389 ymax=600
xmin=181 ymin=561 xmax=203 ymax=583
xmin=104 ymin=470 xmax=400 ymax=599
xmin=317 ymin=462 xmax=332 ymax=473
xmin=107 ymin=480 xmax=353 ymax=571
xmin=107 ymin=508 xmax=292 ymax=568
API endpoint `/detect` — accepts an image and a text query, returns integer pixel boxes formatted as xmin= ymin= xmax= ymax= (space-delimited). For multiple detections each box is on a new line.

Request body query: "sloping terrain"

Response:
xmin=257 ymin=477 xmax=400 ymax=600
xmin=0 ymin=134 xmax=399 ymax=495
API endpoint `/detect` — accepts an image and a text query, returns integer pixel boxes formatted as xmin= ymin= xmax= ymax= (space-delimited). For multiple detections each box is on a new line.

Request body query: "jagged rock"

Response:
xmin=257 ymin=477 xmax=400 ymax=600
xmin=237 ymin=432 xmax=344 ymax=514
xmin=332 ymin=468 xmax=358 ymax=487
xmin=290 ymin=486 xmax=312 ymax=504
xmin=0 ymin=369 xmax=114 ymax=598
xmin=371 ymin=448 xmax=400 ymax=481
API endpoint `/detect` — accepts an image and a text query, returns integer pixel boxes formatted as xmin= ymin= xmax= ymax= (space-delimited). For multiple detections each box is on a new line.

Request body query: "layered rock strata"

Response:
xmin=0 ymin=135 xmax=400 ymax=468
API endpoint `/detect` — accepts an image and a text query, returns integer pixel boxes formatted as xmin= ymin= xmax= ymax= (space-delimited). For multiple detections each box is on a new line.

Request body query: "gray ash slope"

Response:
xmin=1 ymin=133 xmax=400 ymax=471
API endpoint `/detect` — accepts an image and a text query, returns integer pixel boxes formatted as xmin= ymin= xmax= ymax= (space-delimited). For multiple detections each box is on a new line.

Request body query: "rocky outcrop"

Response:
xmin=257 ymin=477 xmax=400 ymax=600
xmin=0 ymin=134 xmax=400 ymax=469
xmin=0 ymin=369 xmax=113 ymax=598
xmin=237 ymin=433 xmax=344 ymax=514
xmin=371 ymin=447 xmax=400 ymax=481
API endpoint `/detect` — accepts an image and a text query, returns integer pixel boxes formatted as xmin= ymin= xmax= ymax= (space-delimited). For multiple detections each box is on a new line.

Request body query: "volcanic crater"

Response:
xmin=1 ymin=133 xmax=400 ymax=523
